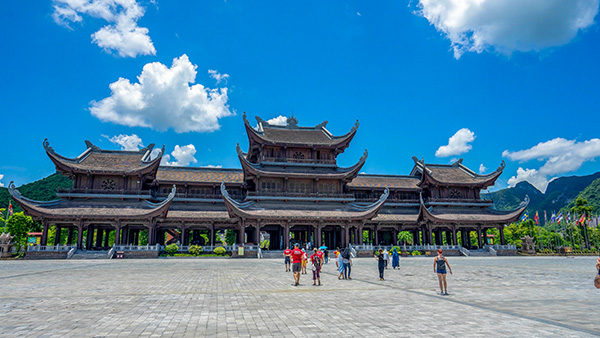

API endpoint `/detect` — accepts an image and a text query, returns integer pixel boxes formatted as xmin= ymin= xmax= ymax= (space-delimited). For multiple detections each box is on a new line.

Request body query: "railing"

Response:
xmin=175 ymin=245 xmax=258 ymax=252
xmin=459 ymin=247 xmax=471 ymax=256
xmin=354 ymin=197 xmax=417 ymax=203
xmin=57 ymin=188 xmax=151 ymax=196
xmin=112 ymin=245 xmax=162 ymax=251
xmin=262 ymin=157 xmax=336 ymax=165
xmin=67 ymin=248 xmax=76 ymax=259
xmin=27 ymin=245 xmax=74 ymax=252
xmin=487 ymin=246 xmax=497 ymax=256
xmin=156 ymin=192 xmax=244 ymax=200
xmin=246 ymin=192 xmax=354 ymax=199
xmin=487 ymin=244 xmax=516 ymax=250
xmin=426 ymin=198 xmax=494 ymax=204
xmin=353 ymin=244 xmax=462 ymax=251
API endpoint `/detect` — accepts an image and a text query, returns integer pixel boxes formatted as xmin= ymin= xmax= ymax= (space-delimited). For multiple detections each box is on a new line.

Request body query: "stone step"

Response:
xmin=70 ymin=250 xmax=110 ymax=259
xmin=468 ymin=250 xmax=493 ymax=256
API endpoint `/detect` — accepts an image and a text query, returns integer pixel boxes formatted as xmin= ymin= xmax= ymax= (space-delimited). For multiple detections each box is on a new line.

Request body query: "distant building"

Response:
xmin=9 ymin=113 xmax=527 ymax=251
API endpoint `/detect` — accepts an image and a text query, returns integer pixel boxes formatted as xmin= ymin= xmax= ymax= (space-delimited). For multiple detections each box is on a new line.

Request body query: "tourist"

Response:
xmin=301 ymin=248 xmax=308 ymax=274
xmin=342 ymin=248 xmax=353 ymax=280
xmin=392 ymin=248 xmax=400 ymax=270
xmin=595 ymin=256 xmax=600 ymax=289
xmin=283 ymin=247 xmax=292 ymax=272
xmin=383 ymin=249 xmax=389 ymax=269
xmin=375 ymin=249 xmax=385 ymax=281
xmin=336 ymin=248 xmax=345 ymax=279
xmin=310 ymin=248 xmax=323 ymax=286
xmin=433 ymin=249 xmax=453 ymax=295
xmin=291 ymin=243 xmax=303 ymax=286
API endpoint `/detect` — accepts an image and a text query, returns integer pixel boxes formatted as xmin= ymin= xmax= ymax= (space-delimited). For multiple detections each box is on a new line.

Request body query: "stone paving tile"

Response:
xmin=0 ymin=256 xmax=599 ymax=337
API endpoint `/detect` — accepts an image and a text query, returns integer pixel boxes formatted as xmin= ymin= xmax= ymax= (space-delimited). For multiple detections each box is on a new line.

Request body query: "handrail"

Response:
xmin=27 ymin=245 xmax=74 ymax=252
xmin=246 ymin=191 xmax=354 ymax=199
xmin=57 ymin=188 xmax=151 ymax=195
xmin=262 ymin=157 xmax=336 ymax=165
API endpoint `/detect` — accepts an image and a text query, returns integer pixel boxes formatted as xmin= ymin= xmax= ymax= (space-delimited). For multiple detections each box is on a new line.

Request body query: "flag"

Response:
xmin=534 ymin=211 xmax=539 ymax=225
xmin=544 ymin=210 xmax=547 ymax=225
xmin=557 ymin=212 xmax=563 ymax=225
xmin=520 ymin=212 xmax=529 ymax=222
xmin=8 ymin=201 xmax=13 ymax=217
xmin=551 ymin=212 xmax=556 ymax=223
xmin=566 ymin=212 xmax=571 ymax=223
xmin=578 ymin=213 xmax=586 ymax=226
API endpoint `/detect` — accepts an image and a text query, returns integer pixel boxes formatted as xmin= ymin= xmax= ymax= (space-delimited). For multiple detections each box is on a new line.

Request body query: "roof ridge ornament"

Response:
xmin=286 ymin=115 xmax=298 ymax=128
xmin=84 ymin=140 xmax=101 ymax=151
xmin=315 ymin=121 xmax=328 ymax=129
xmin=43 ymin=138 xmax=54 ymax=154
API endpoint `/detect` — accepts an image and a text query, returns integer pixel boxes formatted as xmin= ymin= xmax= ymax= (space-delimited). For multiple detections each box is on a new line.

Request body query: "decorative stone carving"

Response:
xmin=520 ymin=236 xmax=536 ymax=254
xmin=0 ymin=233 xmax=14 ymax=258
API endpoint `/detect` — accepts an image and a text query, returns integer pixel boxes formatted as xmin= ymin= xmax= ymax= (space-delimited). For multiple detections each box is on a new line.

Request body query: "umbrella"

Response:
xmin=319 ymin=246 xmax=328 ymax=250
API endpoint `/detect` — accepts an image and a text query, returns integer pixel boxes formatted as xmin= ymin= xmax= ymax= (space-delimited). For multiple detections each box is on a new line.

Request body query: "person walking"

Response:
xmin=291 ymin=243 xmax=303 ymax=286
xmin=301 ymin=249 xmax=308 ymax=274
xmin=433 ymin=249 xmax=453 ymax=295
xmin=391 ymin=248 xmax=400 ymax=270
xmin=595 ymin=255 xmax=600 ymax=289
xmin=283 ymin=247 xmax=292 ymax=272
xmin=324 ymin=249 xmax=329 ymax=264
xmin=336 ymin=248 xmax=345 ymax=279
xmin=342 ymin=248 xmax=353 ymax=280
xmin=375 ymin=249 xmax=385 ymax=281
xmin=383 ymin=249 xmax=390 ymax=269
xmin=310 ymin=248 xmax=323 ymax=286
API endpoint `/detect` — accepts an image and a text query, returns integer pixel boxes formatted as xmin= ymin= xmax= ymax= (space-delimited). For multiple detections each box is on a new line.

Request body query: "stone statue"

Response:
xmin=0 ymin=233 xmax=15 ymax=258
xmin=520 ymin=236 xmax=536 ymax=254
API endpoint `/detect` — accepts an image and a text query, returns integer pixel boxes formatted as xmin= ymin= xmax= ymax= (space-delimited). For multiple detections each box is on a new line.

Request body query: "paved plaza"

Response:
xmin=1 ymin=256 xmax=599 ymax=337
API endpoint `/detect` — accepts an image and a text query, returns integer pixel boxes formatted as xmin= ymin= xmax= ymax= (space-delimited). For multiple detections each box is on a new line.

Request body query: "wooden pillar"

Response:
xmin=374 ymin=225 xmax=379 ymax=245
xmin=128 ymin=228 xmax=135 ymax=245
xmin=452 ymin=226 xmax=457 ymax=246
xmin=255 ymin=222 xmax=261 ymax=246
xmin=104 ymin=229 xmax=110 ymax=247
xmin=499 ymin=226 xmax=505 ymax=245
xmin=54 ymin=225 xmax=61 ymax=245
xmin=434 ymin=229 xmax=442 ymax=245
xmin=284 ymin=223 xmax=290 ymax=249
xmin=421 ymin=228 xmax=427 ymax=245
xmin=427 ymin=228 xmax=433 ymax=246
xmin=392 ymin=228 xmax=398 ymax=246
xmin=413 ymin=229 xmax=420 ymax=245
xmin=67 ymin=228 xmax=74 ymax=245
xmin=210 ymin=224 xmax=215 ymax=246
xmin=148 ymin=223 xmax=157 ymax=246
xmin=181 ymin=227 xmax=187 ymax=246
xmin=76 ymin=222 xmax=84 ymax=250
xmin=344 ymin=224 xmax=350 ymax=247
xmin=115 ymin=221 xmax=121 ymax=246
xmin=95 ymin=229 xmax=103 ymax=248
xmin=477 ymin=226 xmax=483 ymax=248
xmin=358 ymin=223 xmax=364 ymax=244
xmin=86 ymin=225 xmax=94 ymax=250
xmin=482 ymin=228 xmax=488 ymax=247
xmin=445 ymin=230 xmax=452 ymax=246
xmin=41 ymin=221 xmax=49 ymax=246
xmin=237 ymin=219 xmax=245 ymax=244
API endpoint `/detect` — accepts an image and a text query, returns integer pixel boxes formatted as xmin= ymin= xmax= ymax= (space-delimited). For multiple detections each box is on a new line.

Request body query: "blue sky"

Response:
xmin=1 ymin=0 xmax=600 ymax=193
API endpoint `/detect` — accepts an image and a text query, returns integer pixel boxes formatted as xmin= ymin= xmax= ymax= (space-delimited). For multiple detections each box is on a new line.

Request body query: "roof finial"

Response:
xmin=287 ymin=115 xmax=298 ymax=128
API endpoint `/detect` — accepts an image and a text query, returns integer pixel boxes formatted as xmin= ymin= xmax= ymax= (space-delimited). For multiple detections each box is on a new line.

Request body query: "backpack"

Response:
xmin=313 ymin=255 xmax=321 ymax=266
xmin=342 ymin=249 xmax=351 ymax=260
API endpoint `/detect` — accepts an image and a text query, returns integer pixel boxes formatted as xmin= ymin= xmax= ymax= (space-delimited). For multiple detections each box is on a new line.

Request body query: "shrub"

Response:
xmin=411 ymin=250 xmax=421 ymax=256
xmin=164 ymin=244 xmax=179 ymax=255
xmin=188 ymin=245 xmax=203 ymax=256
xmin=392 ymin=246 xmax=402 ymax=253
xmin=214 ymin=246 xmax=227 ymax=255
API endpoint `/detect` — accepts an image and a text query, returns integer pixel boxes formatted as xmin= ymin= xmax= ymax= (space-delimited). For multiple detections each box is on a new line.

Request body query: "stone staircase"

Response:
xmin=260 ymin=250 xmax=284 ymax=259
xmin=69 ymin=249 xmax=111 ymax=259
xmin=468 ymin=249 xmax=493 ymax=257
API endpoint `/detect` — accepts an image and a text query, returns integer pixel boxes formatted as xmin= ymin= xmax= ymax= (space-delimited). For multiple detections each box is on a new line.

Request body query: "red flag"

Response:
xmin=534 ymin=211 xmax=539 ymax=225
xmin=8 ymin=201 xmax=13 ymax=217
xmin=578 ymin=213 xmax=586 ymax=226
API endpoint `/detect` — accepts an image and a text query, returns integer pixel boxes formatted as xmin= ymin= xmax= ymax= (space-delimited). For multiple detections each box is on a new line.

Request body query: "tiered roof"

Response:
xmin=243 ymin=112 xmax=359 ymax=149
xmin=44 ymin=139 xmax=164 ymax=176
xmin=9 ymin=182 xmax=176 ymax=220
xmin=411 ymin=157 xmax=505 ymax=188
xmin=348 ymin=174 xmax=420 ymax=190
xmin=156 ymin=167 xmax=243 ymax=184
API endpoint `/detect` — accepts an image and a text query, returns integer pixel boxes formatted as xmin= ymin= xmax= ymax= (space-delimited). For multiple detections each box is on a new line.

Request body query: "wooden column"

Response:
xmin=86 ymin=225 xmax=94 ymax=249
xmin=95 ymin=229 xmax=103 ymax=248
xmin=374 ymin=224 xmax=379 ymax=245
xmin=482 ymin=228 xmax=488 ymax=247
xmin=148 ymin=224 xmax=156 ymax=246
xmin=255 ymin=221 xmax=261 ymax=246
xmin=452 ymin=226 xmax=458 ymax=246
xmin=284 ymin=222 xmax=290 ymax=249
xmin=237 ymin=219 xmax=245 ymax=244
xmin=358 ymin=223 xmax=364 ymax=244
xmin=445 ymin=230 xmax=452 ymax=245
xmin=316 ymin=222 xmax=323 ymax=247
xmin=392 ymin=228 xmax=398 ymax=246
xmin=477 ymin=226 xmax=483 ymax=248
xmin=499 ymin=226 xmax=505 ymax=245
xmin=115 ymin=221 xmax=121 ymax=246
xmin=344 ymin=224 xmax=350 ymax=247
xmin=77 ymin=222 xmax=84 ymax=250
xmin=41 ymin=221 xmax=49 ymax=246
xmin=54 ymin=225 xmax=62 ymax=245
xmin=67 ymin=228 xmax=74 ymax=245
xmin=210 ymin=223 xmax=215 ymax=246
xmin=104 ymin=229 xmax=110 ymax=247
xmin=427 ymin=228 xmax=433 ymax=246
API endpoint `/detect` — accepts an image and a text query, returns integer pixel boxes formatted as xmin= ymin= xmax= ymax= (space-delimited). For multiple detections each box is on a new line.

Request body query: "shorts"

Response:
xmin=436 ymin=269 xmax=447 ymax=274
xmin=292 ymin=263 xmax=301 ymax=272
xmin=284 ymin=256 xmax=290 ymax=264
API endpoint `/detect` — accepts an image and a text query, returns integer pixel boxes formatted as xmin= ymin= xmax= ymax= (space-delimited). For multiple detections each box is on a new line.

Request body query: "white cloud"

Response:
xmin=503 ymin=137 xmax=600 ymax=192
xmin=0 ymin=174 xmax=4 ymax=188
xmin=416 ymin=0 xmax=599 ymax=59
xmin=103 ymin=133 xmax=143 ymax=151
xmin=52 ymin=0 xmax=156 ymax=57
xmin=479 ymin=163 xmax=486 ymax=174
xmin=266 ymin=115 xmax=288 ymax=126
xmin=202 ymin=164 xmax=223 ymax=168
xmin=90 ymin=54 xmax=233 ymax=133
xmin=162 ymin=144 xmax=197 ymax=166
xmin=208 ymin=69 xmax=229 ymax=84
xmin=435 ymin=128 xmax=475 ymax=157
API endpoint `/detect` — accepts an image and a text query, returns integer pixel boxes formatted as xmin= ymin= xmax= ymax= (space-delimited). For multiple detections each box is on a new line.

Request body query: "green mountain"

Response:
xmin=0 ymin=173 xmax=73 ymax=212
xmin=563 ymin=178 xmax=600 ymax=213
xmin=486 ymin=171 xmax=600 ymax=213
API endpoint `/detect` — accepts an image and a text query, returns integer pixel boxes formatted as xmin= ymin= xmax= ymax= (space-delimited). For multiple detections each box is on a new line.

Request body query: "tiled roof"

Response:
xmin=348 ymin=174 xmax=420 ymax=189
xmin=261 ymin=128 xmax=339 ymax=145
xmin=156 ymin=167 xmax=244 ymax=184
xmin=426 ymin=166 xmax=492 ymax=184
xmin=424 ymin=205 xmax=525 ymax=223
xmin=73 ymin=152 xmax=147 ymax=171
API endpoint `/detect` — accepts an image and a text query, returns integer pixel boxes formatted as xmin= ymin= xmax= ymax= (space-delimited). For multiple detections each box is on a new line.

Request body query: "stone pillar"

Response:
xmin=499 ymin=226 xmax=505 ymax=245
xmin=452 ymin=226 xmax=458 ymax=246
xmin=41 ymin=221 xmax=49 ymax=246
xmin=67 ymin=228 xmax=74 ymax=245
xmin=77 ymin=222 xmax=84 ymax=250
xmin=477 ymin=226 xmax=483 ymax=248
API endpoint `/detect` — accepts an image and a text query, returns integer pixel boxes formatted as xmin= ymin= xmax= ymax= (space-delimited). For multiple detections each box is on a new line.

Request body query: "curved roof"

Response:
xmin=236 ymin=144 xmax=367 ymax=180
xmin=221 ymin=182 xmax=388 ymax=221
xmin=411 ymin=157 xmax=505 ymax=188
xmin=348 ymin=174 xmax=420 ymax=189
xmin=419 ymin=193 xmax=529 ymax=225
xmin=44 ymin=139 xmax=164 ymax=176
xmin=9 ymin=181 xmax=176 ymax=220
xmin=157 ymin=167 xmax=243 ymax=184
xmin=243 ymin=112 xmax=359 ymax=148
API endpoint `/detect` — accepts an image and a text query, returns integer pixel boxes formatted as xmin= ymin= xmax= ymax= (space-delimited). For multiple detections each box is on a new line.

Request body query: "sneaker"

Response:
xmin=380 ymin=278 xmax=384 ymax=281
xmin=348 ymin=277 xmax=352 ymax=280
xmin=444 ymin=292 xmax=449 ymax=295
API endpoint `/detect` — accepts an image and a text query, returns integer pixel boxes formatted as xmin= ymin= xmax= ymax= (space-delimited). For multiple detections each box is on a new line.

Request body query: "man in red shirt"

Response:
xmin=290 ymin=243 xmax=303 ymax=286
xmin=283 ymin=248 xmax=292 ymax=272
xmin=311 ymin=248 xmax=323 ymax=286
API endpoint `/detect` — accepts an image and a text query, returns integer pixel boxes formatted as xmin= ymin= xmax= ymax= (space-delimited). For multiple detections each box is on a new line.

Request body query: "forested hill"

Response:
xmin=563 ymin=178 xmax=600 ymax=213
xmin=485 ymin=171 xmax=600 ymax=213
xmin=0 ymin=173 xmax=72 ymax=212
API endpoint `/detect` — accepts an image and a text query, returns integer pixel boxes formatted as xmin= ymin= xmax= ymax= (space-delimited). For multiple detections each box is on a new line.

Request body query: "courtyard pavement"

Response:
xmin=0 ymin=256 xmax=599 ymax=337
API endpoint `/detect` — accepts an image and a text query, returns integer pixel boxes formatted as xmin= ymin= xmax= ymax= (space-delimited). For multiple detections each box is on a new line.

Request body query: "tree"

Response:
xmin=397 ymin=231 xmax=413 ymax=251
xmin=571 ymin=197 xmax=595 ymax=249
xmin=6 ymin=212 xmax=35 ymax=252
xmin=225 ymin=229 xmax=236 ymax=246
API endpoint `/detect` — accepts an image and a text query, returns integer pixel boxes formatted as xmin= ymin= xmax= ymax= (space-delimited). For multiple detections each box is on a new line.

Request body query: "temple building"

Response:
xmin=9 ymin=113 xmax=527 ymax=254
